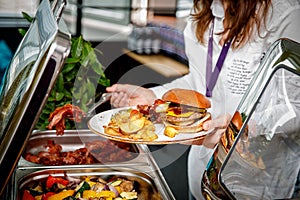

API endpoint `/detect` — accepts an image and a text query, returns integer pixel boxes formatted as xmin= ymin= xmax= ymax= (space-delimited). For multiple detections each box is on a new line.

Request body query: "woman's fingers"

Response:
xmin=110 ymin=92 xmax=128 ymax=107
xmin=202 ymin=128 xmax=227 ymax=149
xmin=203 ymin=113 xmax=231 ymax=130
xmin=200 ymin=114 xmax=232 ymax=148
xmin=107 ymin=84 xmax=157 ymax=108
xmin=107 ymin=84 xmax=134 ymax=107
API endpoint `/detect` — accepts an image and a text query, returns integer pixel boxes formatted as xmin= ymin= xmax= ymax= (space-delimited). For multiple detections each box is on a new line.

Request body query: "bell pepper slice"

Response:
xmin=22 ymin=190 xmax=35 ymax=200
xmin=46 ymin=175 xmax=69 ymax=189
xmin=82 ymin=190 xmax=116 ymax=198
xmin=47 ymin=190 xmax=75 ymax=200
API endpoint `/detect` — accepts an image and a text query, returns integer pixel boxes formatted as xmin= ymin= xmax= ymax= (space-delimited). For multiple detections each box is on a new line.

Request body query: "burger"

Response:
xmin=160 ymin=88 xmax=211 ymax=135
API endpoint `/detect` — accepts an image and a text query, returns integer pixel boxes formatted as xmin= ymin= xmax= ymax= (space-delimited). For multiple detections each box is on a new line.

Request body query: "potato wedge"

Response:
xmin=164 ymin=126 xmax=179 ymax=138
xmin=120 ymin=116 xmax=146 ymax=135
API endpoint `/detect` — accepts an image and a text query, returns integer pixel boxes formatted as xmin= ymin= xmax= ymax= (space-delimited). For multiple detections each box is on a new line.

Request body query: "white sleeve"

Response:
xmin=252 ymin=62 xmax=300 ymax=140
xmin=251 ymin=2 xmax=300 ymax=140
xmin=266 ymin=3 xmax=300 ymax=45
xmin=278 ymin=10 xmax=300 ymax=43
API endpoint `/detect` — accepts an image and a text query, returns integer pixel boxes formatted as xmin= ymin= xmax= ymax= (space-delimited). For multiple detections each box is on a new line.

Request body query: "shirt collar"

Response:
xmin=210 ymin=0 xmax=225 ymax=35
xmin=210 ymin=0 xmax=225 ymax=19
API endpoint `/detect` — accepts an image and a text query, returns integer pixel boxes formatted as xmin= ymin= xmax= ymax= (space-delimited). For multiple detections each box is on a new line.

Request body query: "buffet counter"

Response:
xmin=8 ymin=130 xmax=175 ymax=199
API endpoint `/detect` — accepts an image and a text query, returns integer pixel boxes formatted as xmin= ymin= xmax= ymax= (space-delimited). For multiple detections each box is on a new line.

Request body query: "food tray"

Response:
xmin=10 ymin=130 xmax=175 ymax=200
xmin=19 ymin=130 xmax=140 ymax=167
xmin=13 ymin=167 xmax=165 ymax=200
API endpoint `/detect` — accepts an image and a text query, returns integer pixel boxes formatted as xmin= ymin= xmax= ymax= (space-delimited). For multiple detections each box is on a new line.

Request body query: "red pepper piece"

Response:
xmin=46 ymin=175 xmax=69 ymax=189
xmin=130 ymin=109 xmax=139 ymax=116
xmin=22 ymin=190 xmax=35 ymax=200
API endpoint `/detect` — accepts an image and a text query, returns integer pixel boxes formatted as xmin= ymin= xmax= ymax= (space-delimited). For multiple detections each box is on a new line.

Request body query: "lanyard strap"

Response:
xmin=205 ymin=19 xmax=231 ymax=97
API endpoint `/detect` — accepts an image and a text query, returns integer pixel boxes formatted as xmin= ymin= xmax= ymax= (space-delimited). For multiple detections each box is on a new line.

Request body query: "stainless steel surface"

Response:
xmin=11 ymin=130 xmax=175 ymax=200
xmin=236 ymin=38 xmax=300 ymax=117
xmin=16 ymin=167 xmax=163 ymax=200
xmin=51 ymin=0 xmax=67 ymax=23
xmin=0 ymin=0 xmax=70 ymax=195
xmin=219 ymin=39 xmax=300 ymax=199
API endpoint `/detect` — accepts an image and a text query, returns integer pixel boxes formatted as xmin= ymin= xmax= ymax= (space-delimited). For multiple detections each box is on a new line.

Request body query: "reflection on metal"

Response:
xmin=0 ymin=0 xmax=71 ymax=195
xmin=219 ymin=39 xmax=300 ymax=199
xmin=237 ymin=38 xmax=300 ymax=119
xmin=201 ymin=38 xmax=300 ymax=200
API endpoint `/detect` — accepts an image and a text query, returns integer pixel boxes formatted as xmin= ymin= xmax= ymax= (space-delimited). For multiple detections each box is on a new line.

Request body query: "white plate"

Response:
xmin=88 ymin=107 xmax=210 ymax=144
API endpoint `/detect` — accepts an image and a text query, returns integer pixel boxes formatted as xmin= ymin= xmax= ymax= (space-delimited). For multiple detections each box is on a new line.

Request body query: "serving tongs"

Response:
xmin=86 ymin=93 xmax=112 ymax=117
xmin=65 ymin=93 xmax=111 ymax=124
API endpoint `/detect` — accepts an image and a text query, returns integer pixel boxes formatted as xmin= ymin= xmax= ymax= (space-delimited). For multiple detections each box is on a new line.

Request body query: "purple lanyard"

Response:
xmin=205 ymin=19 xmax=231 ymax=97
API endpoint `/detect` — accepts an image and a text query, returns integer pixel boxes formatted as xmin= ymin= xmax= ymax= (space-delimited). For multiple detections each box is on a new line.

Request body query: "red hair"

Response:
xmin=191 ymin=0 xmax=272 ymax=48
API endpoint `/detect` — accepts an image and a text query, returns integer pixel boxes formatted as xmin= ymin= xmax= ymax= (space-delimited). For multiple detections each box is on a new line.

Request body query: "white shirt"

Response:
xmin=151 ymin=0 xmax=300 ymax=199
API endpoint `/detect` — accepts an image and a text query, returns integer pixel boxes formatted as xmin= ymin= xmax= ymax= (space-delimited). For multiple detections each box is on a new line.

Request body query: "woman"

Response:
xmin=107 ymin=0 xmax=300 ymax=199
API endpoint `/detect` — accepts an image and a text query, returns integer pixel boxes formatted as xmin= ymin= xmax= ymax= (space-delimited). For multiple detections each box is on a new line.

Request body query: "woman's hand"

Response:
xmin=106 ymin=84 xmax=157 ymax=108
xmin=201 ymin=113 xmax=231 ymax=148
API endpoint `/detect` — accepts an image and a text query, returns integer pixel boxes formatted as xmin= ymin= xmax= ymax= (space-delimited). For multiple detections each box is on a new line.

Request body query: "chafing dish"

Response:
xmin=15 ymin=167 xmax=163 ymax=200
xmin=13 ymin=130 xmax=174 ymax=200
xmin=0 ymin=0 xmax=71 ymax=195
xmin=20 ymin=130 xmax=139 ymax=167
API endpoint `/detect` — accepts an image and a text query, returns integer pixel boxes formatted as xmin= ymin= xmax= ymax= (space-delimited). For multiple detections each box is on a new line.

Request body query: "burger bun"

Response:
xmin=162 ymin=88 xmax=211 ymax=108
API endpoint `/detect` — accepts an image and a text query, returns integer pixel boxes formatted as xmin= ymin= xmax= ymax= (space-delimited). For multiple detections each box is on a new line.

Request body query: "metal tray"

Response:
xmin=11 ymin=130 xmax=175 ymax=200
xmin=19 ymin=130 xmax=140 ymax=167
xmin=14 ymin=167 xmax=164 ymax=200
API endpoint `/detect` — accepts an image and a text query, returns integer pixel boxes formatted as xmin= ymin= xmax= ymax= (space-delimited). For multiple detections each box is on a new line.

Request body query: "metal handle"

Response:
xmin=87 ymin=93 xmax=112 ymax=116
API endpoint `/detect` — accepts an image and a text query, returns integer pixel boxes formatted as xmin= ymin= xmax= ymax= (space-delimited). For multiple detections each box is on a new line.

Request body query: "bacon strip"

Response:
xmin=47 ymin=104 xmax=86 ymax=135
xmin=24 ymin=139 xmax=136 ymax=165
